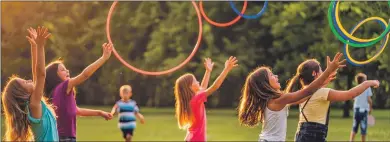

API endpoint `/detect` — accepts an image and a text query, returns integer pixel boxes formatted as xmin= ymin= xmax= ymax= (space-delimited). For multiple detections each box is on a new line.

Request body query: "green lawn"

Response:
xmin=2 ymin=106 xmax=390 ymax=141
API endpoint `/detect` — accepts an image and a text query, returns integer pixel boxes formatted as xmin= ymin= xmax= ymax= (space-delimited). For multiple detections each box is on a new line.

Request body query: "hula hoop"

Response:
xmin=331 ymin=3 xmax=374 ymax=46
xmin=328 ymin=1 xmax=390 ymax=47
xmin=343 ymin=17 xmax=389 ymax=66
xmin=229 ymin=1 xmax=268 ymax=20
xmin=334 ymin=1 xmax=390 ymax=42
xmin=199 ymin=1 xmax=247 ymax=27
xmin=106 ymin=1 xmax=203 ymax=76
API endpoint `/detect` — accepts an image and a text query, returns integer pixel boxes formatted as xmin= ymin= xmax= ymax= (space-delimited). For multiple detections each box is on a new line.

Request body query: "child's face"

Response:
xmin=121 ymin=88 xmax=132 ymax=100
xmin=16 ymin=78 xmax=34 ymax=94
xmin=191 ymin=76 xmax=200 ymax=92
xmin=57 ymin=63 xmax=70 ymax=81
xmin=267 ymin=70 xmax=281 ymax=90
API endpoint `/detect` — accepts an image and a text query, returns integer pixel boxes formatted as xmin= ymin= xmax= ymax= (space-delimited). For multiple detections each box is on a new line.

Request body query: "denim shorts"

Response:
xmin=352 ymin=108 xmax=368 ymax=135
xmin=295 ymin=122 xmax=328 ymax=142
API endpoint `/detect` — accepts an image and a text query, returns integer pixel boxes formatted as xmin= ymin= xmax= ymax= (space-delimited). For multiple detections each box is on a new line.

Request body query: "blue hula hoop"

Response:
xmin=229 ymin=1 xmax=268 ymax=19
xmin=342 ymin=19 xmax=388 ymax=66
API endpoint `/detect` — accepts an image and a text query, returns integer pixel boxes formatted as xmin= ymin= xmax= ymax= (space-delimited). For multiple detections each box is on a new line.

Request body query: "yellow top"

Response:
xmin=296 ymin=88 xmax=331 ymax=131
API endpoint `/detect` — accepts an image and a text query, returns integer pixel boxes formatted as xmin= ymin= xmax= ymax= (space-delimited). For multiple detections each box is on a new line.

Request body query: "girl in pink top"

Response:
xmin=174 ymin=57 xmax=238 ymax=142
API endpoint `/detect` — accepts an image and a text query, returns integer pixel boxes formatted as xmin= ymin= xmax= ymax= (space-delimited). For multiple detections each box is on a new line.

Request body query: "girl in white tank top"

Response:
xmin=238 ymin=53 xmax=345 ymax=141
xmin=259 ymin=106 xmax=288 ymax=141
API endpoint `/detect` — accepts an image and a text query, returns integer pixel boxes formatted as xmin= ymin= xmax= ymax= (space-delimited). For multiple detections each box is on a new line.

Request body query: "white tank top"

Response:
xmin=259 ymin=106 xmax=288 ymax=141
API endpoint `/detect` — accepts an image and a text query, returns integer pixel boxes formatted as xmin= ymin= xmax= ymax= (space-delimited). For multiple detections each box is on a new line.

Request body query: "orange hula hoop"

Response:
xmin=106 ymin=1 xmax=203 ymax=76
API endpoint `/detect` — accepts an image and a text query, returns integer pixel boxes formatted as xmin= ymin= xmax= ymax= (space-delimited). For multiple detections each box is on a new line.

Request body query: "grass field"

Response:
xmin=2 ymin=106 xmax=390 ymax=141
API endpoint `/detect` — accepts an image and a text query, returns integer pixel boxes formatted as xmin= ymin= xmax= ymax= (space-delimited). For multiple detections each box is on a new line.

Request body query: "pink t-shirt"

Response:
xmin=185 ymin=92 xmax=207 ymax=141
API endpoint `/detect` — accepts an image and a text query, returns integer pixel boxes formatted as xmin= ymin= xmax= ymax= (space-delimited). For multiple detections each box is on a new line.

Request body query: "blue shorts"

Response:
xmin=352 ymin=108 xmax=368 ymax=135
xmin=121 ymin=128 xmax=134 ymax=139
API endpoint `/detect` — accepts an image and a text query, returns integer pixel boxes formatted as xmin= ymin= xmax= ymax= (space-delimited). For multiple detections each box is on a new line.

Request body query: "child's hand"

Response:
xmin=100 ymin=111 xmax=113 ymax=120
xmin=140 ymin=118 xmax=145 ymax=124
xmin=323 ymin=70 xmax=338 ymax=87
xmin=26 ymin=35 xmax=37 ymax=48
xmin=35 ymin=26 xmax=51 ymax=47
xmin=27 ymin=27 xmax=38 ymax=42
xmin=26 ymin=27 xmax=38 ymax=47
xmin=204 ymin=58 xmax=214 ymax=72
xmin=367 ymin=80 xmax=380 ymax=88
xmin=326 ymin=52 xmax=346 ymax=72
xmin=102 ymin=43 xmax=113 ymax=60
xmin=369 ymin=108 xmax=373 ymax=114
xmin=224 ymin=56 xmax=238 ymax=71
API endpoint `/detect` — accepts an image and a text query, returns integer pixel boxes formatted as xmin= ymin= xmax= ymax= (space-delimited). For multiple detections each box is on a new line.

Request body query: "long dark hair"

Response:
xmin=44 ymin=60 xmax=64 ymax=99
xmin=238 ymin=66 xmax=282 ymax=127
xmin=285 ymin=59 xmax=321 ymax=93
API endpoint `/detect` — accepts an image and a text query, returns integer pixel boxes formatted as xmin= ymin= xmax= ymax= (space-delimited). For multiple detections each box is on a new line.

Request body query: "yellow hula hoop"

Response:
xmin=346 ymin=17 xmax=389 ymax=64
xmin=335 ymin=1 xmax=388 ymax=42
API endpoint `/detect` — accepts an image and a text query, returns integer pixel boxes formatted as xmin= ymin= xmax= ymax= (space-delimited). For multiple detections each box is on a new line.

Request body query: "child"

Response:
xmin=110 ymin=85 xmax=145 ymax=142
xmin=174 ymin=57 xmax=237 ymax=141
xmin=349 ymin=73 xmax=374 ymax=142
xmin=285 ymin=61 xmax=379 ymax=142
xmin=2 ymin=26 xmax=58 ymax=141
xmin=44 ymin=42 xmax=114 ymax=141
xmin=238 ymin=52 xmax=346 ymax=141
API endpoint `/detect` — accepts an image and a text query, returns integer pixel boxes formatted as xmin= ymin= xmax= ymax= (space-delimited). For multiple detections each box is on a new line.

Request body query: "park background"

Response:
xmin=1 ymin=1 xmax=390 ymax=141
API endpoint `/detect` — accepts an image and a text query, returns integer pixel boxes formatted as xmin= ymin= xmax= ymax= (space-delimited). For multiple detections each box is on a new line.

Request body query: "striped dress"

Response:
xmin=117 ymin=100 xmax=139 ymax=130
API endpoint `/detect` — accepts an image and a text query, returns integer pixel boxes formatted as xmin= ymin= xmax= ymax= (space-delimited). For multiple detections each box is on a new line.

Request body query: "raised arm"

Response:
xmin=275 ymin=52 xmax=346 ymax=105
xmin=289 ymin=70 xmax=338 ymax=106
xmin=204 ymin=56 xmax=238 ymax=96
xmin=327 ymin=81 xmax=379 ymax=102
xmin=67 ymin=43 xmax=112 ymax=93
xmin=289 ymin=96 xmax=311 ymax=105
xmin=200 ymin=58 xmax=214 ymax=90
xmin=28 ymin=26 xmax=51 ymax=118
xmin=27 ymin=28 xmax=38 ymax=84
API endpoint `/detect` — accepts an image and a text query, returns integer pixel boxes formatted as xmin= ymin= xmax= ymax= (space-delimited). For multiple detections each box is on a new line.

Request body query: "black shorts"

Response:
xmin=121 ymin=128 xmax=134 ymax=138
xmin=296 ymin=122 xmax=328 ymax=142
xmin=59 ymin=136 xmax=76 ymax=142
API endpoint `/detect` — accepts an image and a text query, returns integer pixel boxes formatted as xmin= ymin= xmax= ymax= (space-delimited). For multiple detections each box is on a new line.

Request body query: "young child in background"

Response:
xmin=110 ymin=85 xmax=145 ymax=142
xmin=349 ymin=73 xmax=375 ymax=142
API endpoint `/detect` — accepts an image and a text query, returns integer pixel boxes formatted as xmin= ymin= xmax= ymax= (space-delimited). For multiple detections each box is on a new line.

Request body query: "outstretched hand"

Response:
xmin=224 ymin=56 xmax=238 ymax=71
xmin=26 ymin=26 xmax=51 ymax=48
xmin=326 ymin=52 xmax=346 ymax=72
xmin=102 ymin=43 xmax=113 ymax=60
xmin=204 ymin=58 xmax=214 ymax=72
